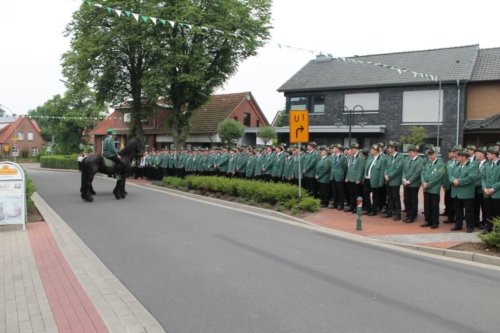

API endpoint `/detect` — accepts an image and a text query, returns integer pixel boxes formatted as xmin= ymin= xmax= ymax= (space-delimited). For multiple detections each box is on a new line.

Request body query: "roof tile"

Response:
xmin=471 ymin=47 xmax=500 ymax=81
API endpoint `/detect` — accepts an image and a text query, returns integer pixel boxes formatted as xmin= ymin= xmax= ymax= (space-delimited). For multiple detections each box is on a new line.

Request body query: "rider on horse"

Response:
xmin=103 ymin=128 xmax=124 ymax=177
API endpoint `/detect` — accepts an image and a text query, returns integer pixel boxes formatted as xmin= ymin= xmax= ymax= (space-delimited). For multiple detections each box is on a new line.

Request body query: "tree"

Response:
xmin=0 ymin=107 xmax=6 ymax=117
xmin=218 ymin=119 xmax=245 ymax=147
xmin=274 ymin=107 xmax=286 ymax=127
xmin=256 ymin=126 xmax=276 ymax=145
xmin=62 ymin=0 xmax=271 ymax=148
xmin=399 ymin=126 xmax=427 ymax=150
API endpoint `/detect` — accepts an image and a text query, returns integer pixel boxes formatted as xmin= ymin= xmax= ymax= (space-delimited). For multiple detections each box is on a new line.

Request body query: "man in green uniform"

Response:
xmin=216 ymin=146 xmax=229 ymax=176
xmin=282 ymin=149 xmax=293 ymax=183
xmin=421 ymin=148 xmax=445 ymax=229
xmin=474 ymin=147 xmax=488 ymax=229
xmin=345 ymin=143 xmax=365 ymax=213
xmin=481 ymin=147 xmax=500 ymax=234
xmin=304 ymin=142 xmax=320 ymax=198
xmin=236 ymin=147 xmax=248 ymax=178
xmin=449 ymin=149 xmax=478 ymax=233
xmin=316 ymin=146 xmax=332 ymax=207
xmin=102 ymin=128 xmax=124 ymax=176
xmin=245 ymin=149 xmax=256 ymax=179
xmin=329 ymin=144 xmax=347 ymax=210
xmin=443 ymin=146 xmax=461 ymax=223
xmin=402 ymin=145 xmax=423 ymax=223
xmin=253 ymin=148 xmax=264 ymax=180
xmin=272 ymin=145 xmax=286 ymax=183
xmin=262 ymin=146 xmax=275 ymax=182
xmin=363 ymin=144 xmax=385 ymax=216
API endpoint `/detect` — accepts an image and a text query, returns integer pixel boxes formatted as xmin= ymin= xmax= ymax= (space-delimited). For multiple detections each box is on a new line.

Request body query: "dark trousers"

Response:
xmin=386 ymin=185 xmax=402 ymax=217
xmin=306 ymin=177 xmax=318 ymax=198
xmin=219 ymin=171 xmax=226 ymax=177
xmin=424 ymin=192 xmax=440 ymax=226
xmin=403 ymin=186 xmax=419 ymax=219
xmin=444 ymin=188 xmax=455 ymax=221
xmin=474 ymin=191 xmax=485 ymax=225
xmin=331 ymin=180 xmax=345 ymax=208
xmin=272 ymin=176 xmax=280 ymax=183
xmin=344 ymin=182 xmax=350 ymax=205
xmin=238 ymin=172 xmax=246 ymax=179
xmin=318 ymin=182 xmax=331 ymax=206
xmin=348 ymin=181 xmax=363 ymax=210
xmin=454 ymin=198 xmax=474 ymax=231
xmin=363 ymin=180 xmax=380 ymax=214
xmin=483 ymin=197 xmax=500 ymax=231
xmin=378 ymin=184 xmax=387 ymax=210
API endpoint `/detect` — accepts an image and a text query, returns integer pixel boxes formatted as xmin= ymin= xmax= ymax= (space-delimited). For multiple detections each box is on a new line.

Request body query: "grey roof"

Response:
xmin=464 ymin=114 xmax=500 ymax=131
xmin=278 ymin=45 xmax=479 ymax=92
xmin=471 ymin=47 xmax=500 ymax=81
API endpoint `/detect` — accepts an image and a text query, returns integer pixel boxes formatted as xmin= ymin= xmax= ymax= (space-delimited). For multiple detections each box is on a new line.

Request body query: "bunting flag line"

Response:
xmin=1 ymin=115 xmax=127 ymax=121
xmin=81 ymin=1 xmax=440 ymax=82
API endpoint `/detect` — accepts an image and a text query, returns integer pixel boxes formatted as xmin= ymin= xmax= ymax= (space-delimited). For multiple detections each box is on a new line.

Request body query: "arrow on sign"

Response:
xmin=296 ymin=125 xmax=304 ymax=138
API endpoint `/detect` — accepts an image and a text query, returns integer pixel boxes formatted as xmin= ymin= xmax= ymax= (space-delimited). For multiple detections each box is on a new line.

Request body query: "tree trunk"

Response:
xmin=171 ymin=107 xmax=189 ymax=149
xmin=132 ymin=111 xmax=146 ymax=146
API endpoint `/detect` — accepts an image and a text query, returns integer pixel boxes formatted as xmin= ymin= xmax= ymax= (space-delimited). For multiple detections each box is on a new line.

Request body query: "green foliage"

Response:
xmin=40 ymin=156 xmax=79 ymax=169
xmin=399 ymin=126 xmax=427 ymax=148
xmin=35 ymin=150 xmax=46 ymax=162
xmin=256 ymin=126 xmax=277 ymax=145
xmin=21 ymin=150 xmax=29 ymax=159
xmin=159 ymin=175 xmax=318 ymax=212
xmin=217 ymin=119 xmax=246 ymax=147
xmin=276 ymin=205 xmax=285 ymax=212
xmin=274 ymin=108 xmax=286 ymax=127
xmin=478 ymin=217 xmax=500 ymax=248
xmin=62 ymin=0 xmax=272 ymax=147
xmin=21 ymin=167 xmax=37 ymax=210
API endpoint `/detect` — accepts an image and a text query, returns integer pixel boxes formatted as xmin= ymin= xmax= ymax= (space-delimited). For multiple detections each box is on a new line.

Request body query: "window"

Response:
xmin=243 ymin=113 xmax=251 ymax=126
xmin=290 ymin=97 xmax=307 ymax=110
xmin=18 ymin=132 xmax=24 ymax=140
xmin=234 ymin=116 xmax=238 ymax=122
xmin=402 ymin=90 xmax=443 ymax=123
xmin=344 ymin=93 xmax=379 ymax=111
xmin=312 ymin=96 xmax=325 ymax=113
xmin=256 ymin=120 xmax=260 ymax=127
xmin=31 ymin=147 xmax=38 ymax=156
xmin=28 ymin=132 xmax=34 ymax=141
xmin=124 ymin=113 xmax=131 ymax=123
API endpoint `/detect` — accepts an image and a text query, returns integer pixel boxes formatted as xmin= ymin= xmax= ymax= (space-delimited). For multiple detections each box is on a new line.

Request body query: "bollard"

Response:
xmin=356 ymin=196 xmax=363 ymax=230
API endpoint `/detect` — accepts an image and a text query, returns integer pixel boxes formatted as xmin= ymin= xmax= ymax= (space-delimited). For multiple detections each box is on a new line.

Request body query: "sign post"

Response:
xmin=0 ymin=162 xmax=26 ymax=231
xmin=11 ymin=138 xmax=19 ymax=162
xmin=289 ymin=111 xmax=309 ymax=200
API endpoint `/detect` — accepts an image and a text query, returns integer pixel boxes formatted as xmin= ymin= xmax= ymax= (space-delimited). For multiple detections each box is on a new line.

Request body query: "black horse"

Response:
xmin=80 ymin=138 xmax=143 ymax=202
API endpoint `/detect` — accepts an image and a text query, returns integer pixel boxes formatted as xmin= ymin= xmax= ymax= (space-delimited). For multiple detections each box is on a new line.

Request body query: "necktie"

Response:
xmin=336 ymin=155 xmax=339 ymax=162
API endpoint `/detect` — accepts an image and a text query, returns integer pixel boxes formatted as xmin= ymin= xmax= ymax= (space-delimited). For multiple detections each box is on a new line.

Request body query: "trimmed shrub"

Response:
xmin=40 ymin=156 xmax=79 ymax=169
xmin=478 ymin=217 xmax=500 ymax=248
xmin=297 ymin=196 xmax=321 ymax=213
xmin=22 ymin=167 xmax=37 ymax=210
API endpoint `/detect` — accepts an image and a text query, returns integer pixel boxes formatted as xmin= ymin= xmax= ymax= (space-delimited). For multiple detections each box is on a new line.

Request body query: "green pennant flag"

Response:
xmin=179 ymin=23 xmax=184 ymax=28
xmin=107 ymin=7 xmax=112 ymax=13
xmin=141 ymin=15 xmax=149 ymax=23
xmin=125 ymin=11 xmax=131 ymax=17
xmin=159 ymin=19 xmax=166 ymax=25
xmin=86 ymin=2 xmax=92 ymax=6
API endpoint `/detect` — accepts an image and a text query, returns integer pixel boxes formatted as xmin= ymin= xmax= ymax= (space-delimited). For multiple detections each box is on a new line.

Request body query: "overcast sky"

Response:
xmin=0 ymin=0 xmax=498 ymax=122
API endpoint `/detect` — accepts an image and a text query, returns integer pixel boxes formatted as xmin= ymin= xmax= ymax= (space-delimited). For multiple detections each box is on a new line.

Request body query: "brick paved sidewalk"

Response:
xmin=0 ymin=192 xmax=165 ymax=333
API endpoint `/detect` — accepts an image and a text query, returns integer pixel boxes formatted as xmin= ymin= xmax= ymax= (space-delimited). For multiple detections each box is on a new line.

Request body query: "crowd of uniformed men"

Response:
xmin=131 ymin=140 xmax=500 ymax=234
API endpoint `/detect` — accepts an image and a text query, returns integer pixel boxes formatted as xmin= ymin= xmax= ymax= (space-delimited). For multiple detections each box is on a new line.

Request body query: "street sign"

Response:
xmin=11 ymin=138 xmax=18 ymax=142
xmin=289 ymin=110 xmax=309 ymax=143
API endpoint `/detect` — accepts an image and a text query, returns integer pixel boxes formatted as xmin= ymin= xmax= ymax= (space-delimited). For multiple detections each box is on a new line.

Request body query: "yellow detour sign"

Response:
xmin=4 ymin=145 xmax=9 ymax=152
xmin=289 ymin=110 xmax=309 ymax=143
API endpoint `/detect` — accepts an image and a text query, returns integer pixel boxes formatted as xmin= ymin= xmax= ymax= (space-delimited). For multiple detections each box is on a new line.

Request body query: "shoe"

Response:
xmin=443 ymin=219 xmax=454 ymax=224
xmin=439 ymin=213 xmax=447 ymax=216
xmin=450 ymin=227 xmax=462 ymax=231
xmin=327 ymin=204 xmax=335 ymax=209
xmin=478 ymin=222 xmax=485 ymax=230
xmin=403 ymin=218 xmax=415 ymax=223
xmin=362 ymin=211 xmax=369 ymax=215
xmin=352 ymin=210 xmax=357 ymax=214
xmin=381 ymin=207 xmax=387 ymax=213
xmin=337 ymin=206 xmax=344 ymax=211
xmin=344 ymin=207 xmax=352 ymax=212
xmin=431 ymin=225 xmax=439 ymax=229
xmin=420 ymin=223 xmax=432 ymax=227
xmin=393 ymin=216 xmax=401 ymax=221
xmin=368 ymin=212 xmax=377 ymax=216
xmin=466 ymin=229 xmax=474 ymax=233
xmin=380 ymin=215 xmax=392 ymax=219
xmin=481 ymin=230 xmax=491 ymax=235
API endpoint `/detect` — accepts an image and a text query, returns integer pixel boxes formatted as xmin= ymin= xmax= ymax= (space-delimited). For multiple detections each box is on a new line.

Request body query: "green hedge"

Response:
xmin=161 ymin=175 xmax=320 ymax=213
xmin=479 ymin=217 xmax=500 ymax=248
xmin=40 ymin=156 xmax=79 ymax=169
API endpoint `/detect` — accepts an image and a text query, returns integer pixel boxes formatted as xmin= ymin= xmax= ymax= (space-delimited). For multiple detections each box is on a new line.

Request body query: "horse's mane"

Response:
xmin=119 ymin=138 xmax=141 ymax=156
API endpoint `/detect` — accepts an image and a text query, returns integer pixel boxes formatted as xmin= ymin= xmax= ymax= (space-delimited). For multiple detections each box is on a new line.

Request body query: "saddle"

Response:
xmin=103 ymin=157 xmax=116 ymax=168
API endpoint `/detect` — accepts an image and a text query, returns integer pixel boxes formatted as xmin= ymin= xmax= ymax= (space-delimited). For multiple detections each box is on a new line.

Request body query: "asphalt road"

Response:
xmin=29 ymin=169 xmax=500 ymax=333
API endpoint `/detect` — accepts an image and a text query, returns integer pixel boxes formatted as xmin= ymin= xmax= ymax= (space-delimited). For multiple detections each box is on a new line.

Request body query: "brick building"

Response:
xmin=0 ymin=116 xmax=46 ymax=159
xmin=93 ymin=92 xmax=269 ymax=153
xmin=277 ymin=45 xmax=481 ymax=153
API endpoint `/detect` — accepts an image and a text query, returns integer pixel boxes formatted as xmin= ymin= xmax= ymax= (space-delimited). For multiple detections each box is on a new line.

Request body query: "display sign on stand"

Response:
xmin=0 ymin=162 xmax=26 ymax=231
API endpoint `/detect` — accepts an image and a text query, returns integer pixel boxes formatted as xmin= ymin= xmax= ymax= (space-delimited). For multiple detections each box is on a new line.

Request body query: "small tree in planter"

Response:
xmin=218 ymin=119 xmax=245 ymax=148
xmin=256 ymin=126 xmax=277 ymax=146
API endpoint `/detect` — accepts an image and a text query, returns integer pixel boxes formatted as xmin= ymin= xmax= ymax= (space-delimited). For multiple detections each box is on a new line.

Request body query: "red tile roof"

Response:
xmin=0 ymin=117 xmax=24 ymax=143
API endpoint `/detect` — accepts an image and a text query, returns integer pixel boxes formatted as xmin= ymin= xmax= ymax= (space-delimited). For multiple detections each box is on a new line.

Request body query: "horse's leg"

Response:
xmin=86 ymin=172 xmax=96 ymax=202
xmin=113 ymin=178 xmax=121 ymax=199
xmin=90 ymin=183 xmax=96 ymax=196
xmin=81 ymin=168 xmax=87 ymax=199
xmin=121 ymin=178 xmax=127 ymax=198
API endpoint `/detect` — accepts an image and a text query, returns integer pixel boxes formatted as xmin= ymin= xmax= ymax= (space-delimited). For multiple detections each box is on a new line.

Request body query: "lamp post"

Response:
xmin=334 ymin=105 xmax=366 ymax=146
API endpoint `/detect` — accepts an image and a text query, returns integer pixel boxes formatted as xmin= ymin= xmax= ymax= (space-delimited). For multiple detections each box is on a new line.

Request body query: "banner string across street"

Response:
xmin=80 ymin=1 xmax=441 ymax=82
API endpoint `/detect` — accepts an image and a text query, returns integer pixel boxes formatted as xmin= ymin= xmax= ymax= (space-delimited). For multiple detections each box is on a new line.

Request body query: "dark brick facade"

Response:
xmin=281 ymin=83 xmax=466 ymax=151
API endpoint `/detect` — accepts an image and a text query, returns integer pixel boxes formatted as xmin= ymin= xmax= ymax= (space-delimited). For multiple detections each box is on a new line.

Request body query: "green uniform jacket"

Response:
xmin=246 ymin=156 xmax=256 ymax=178
xmin=292 ymin=153 xmax=306 ymax=180
xmin=254 ymin=154 xmax=265 ymax=176
xmin=272 ymin=152 xmax=286 ymax=177
xmin=304 ymin=151 xmax=320 ymax=178
xmin=384 ymin=152 xmax=404 ymax=186
xmin=315 ymin=156 xmax=332 ymax=184
xmin=403 ymin=157 xmax=423 ymax=187
xmin=178 ymin=154 xmax=186 ymax=169
xmin=364 ymin=155 xmax=386 ymax=188
xmin=185 ymin=155 xmax=192 ymax=171
xmin=161 ymin=154 xmax=170 ymax=168
xmin=218 ymin=153 xmax=229 ymax=172
xmin=262 ymin=153 xmax=275 ymax=175
xmin=228 ymin=154 xmax=237 ymax=173
xmin=475 ymin=160 xmax=488 ymax=194
xmin=449 ymin=161 xmax=478 ymax=199
xmin=346 ymin=153 xmax=366 ymax=183
xmin=443 ymin=160 xmax=458 ymax=190
xmin=283 ymin=156 xmax=293 ymax=180
xmin=145 ymin=154 xmax=152 ymax=166
xmin=481 ymin=161 xmax=500 ymax=199
xmin=330 ymin=154 xmax=347 ymax=182
xmin=421 ymin=159 xmax=445 ymax=194
xmin=102 ymin=136 xmax=119 ymax=158
xmin=212 ymin=154 xmax=219 ymax=171
xmin=237 ymin=153 xmax=248 ymax=173
xmin=168 ymin=154 xmax=175 ymax=168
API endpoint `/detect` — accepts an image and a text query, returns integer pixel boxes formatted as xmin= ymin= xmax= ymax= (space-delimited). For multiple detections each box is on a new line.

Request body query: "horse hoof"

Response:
xmin=91 ymin=191 xmax=97 ymax=195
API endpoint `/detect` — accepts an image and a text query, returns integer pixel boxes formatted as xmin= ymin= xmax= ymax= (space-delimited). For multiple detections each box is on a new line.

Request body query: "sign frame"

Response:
xmin=0 ymin=162 xmax=26 ymax=231
xmin=289 ymin=110 xmax=309 ymax=143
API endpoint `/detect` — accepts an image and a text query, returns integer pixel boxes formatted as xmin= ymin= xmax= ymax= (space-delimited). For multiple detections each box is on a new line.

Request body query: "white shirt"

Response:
xmin=366 ymin=155 xmax=379 ymax=179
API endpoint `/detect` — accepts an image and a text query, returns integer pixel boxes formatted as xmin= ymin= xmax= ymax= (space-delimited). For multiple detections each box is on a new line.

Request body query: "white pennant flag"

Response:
xmin=150 ymin=17 xmax=157 ymax=25
xmin=115 ymin=9 xmax=122 ymax=16
xmin=93 ymin=4 xmax=102 ymax=7
xmin=397 ymin=68 xmax=402 ymax=74
xmin=132 ymin=13 xmax=139 ymax=22
xmin=185 ymin=24 xmax=192 ymax=29
xmin=168 ymin=21 xmax=175 ymax=28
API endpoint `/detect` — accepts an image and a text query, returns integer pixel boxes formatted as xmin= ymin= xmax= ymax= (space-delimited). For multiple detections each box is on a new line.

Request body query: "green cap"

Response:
xmin=476 ymin=147 xmax=486 ymax=155
xmin=452 ymin=145 xmax=462 ymax=152
xmin=370 ymin=144 xmax=379 ymax=151
xmin=106 ymin=128 xmax=114 ymax=134
xmin=350 ymin=143 xmax=360 ymax=149
xmin=406 ymin=145 xmax=419 ymax=152
xmin=486 ymin=147 xmax=499 ymax=155
xmin=360 ymin=148 xmax=369 ymax=155
xmin=387 ymin=140 xmax=400 ymax=148
xmin=427 ymin=148 xmax=437 ymax=155
xmin=457 ymin=149 xmax=470 ymax=157
xmin=466 ymin=145 xmax=476 ymax=151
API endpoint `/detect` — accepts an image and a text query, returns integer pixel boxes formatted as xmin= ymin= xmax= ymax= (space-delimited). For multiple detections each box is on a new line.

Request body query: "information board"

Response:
xmin=0 ymin=162 xmax=26 ymax=230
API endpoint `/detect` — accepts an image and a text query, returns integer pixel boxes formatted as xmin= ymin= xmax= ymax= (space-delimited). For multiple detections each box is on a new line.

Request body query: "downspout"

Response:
xmin=456 ymin=80 xmax=460 ymax=145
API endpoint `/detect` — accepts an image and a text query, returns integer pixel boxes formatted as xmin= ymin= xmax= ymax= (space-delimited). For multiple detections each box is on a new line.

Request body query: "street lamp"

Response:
xmin=335 ymin=105 xmax=366 ymax=146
